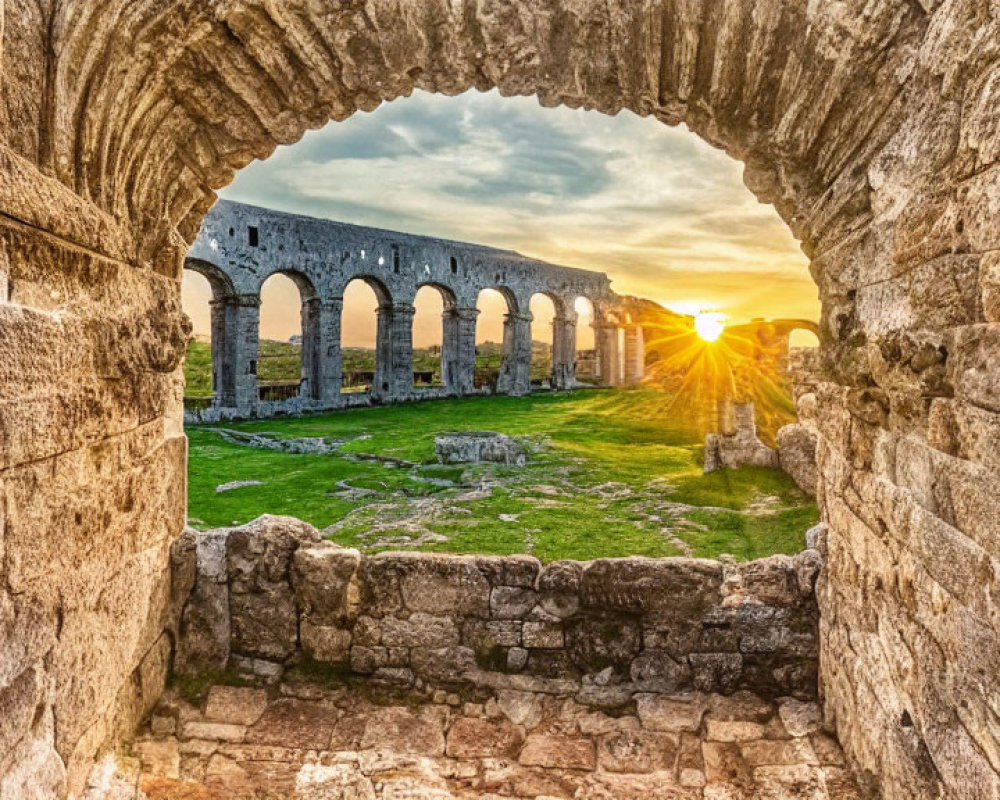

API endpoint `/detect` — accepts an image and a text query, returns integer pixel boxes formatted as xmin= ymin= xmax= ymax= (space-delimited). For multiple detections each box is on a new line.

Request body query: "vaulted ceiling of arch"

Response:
xmin=1 ymin=0 xmax=996 ymax=274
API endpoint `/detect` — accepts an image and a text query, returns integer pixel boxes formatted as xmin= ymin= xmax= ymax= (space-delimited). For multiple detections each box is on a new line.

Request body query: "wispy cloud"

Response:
xmin=195 ymin=89 xmax=815 ymax=341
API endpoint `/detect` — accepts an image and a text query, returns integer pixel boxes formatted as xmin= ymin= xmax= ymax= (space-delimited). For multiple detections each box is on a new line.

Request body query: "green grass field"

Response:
xmin=186 ymin=389 xmax=816 ymax=562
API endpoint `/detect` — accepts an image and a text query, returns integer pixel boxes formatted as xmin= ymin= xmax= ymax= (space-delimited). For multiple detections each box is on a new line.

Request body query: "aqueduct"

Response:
xmin=184 ymin=199 xmax=637 ymax=419
xmin=1 ymin=1 xmax=999 ymax=798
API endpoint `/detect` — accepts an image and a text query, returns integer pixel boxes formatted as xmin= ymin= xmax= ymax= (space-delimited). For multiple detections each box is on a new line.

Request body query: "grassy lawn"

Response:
xmin=186 ymin=389 xmax=815 ymax=562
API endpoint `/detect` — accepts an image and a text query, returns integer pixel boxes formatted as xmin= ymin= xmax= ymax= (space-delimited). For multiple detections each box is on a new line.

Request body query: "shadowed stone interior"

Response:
xmin=2 ymin=2 xmax=999 ymax=798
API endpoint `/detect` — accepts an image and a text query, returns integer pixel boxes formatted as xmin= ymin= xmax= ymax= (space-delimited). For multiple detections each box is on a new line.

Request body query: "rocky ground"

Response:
xmin=95 ymin=677 xmax=863 ymax=800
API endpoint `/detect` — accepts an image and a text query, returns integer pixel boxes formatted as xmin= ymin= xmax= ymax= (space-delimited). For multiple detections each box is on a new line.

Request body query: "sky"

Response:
xmin=182 ymin=89 xmax=816 ymax=346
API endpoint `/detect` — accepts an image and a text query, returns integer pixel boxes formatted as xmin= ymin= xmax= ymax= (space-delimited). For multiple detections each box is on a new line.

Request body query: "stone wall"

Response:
xmin=173 ymin=516 xmax=822 ymax=708
xmin=0 ymin=163 xmax=190 ymax=797
xmin=704 ymin=402 xmax=780 ymax=473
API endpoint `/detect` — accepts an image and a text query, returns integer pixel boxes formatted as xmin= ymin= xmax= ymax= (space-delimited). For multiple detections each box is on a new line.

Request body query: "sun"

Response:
xmin=694 ymin=312 xmax=726 ymax=342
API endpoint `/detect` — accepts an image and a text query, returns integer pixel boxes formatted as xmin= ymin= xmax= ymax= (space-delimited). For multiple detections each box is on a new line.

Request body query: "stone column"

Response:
xmin=374 ymin=303 xmax=414 ymax=401
xmin=551 ymin=312 xmax=578 ymax=390
xmin=300 ymin=297 xmax=342 ymax=404
xmin=228 ymin=293 xmax=261 ymax=413
xmin=443 ymin=306 xmax=478 ymax=394
xmin=300 ymin=297 xmax=320 ymax=401
xmin=319 ymin=298 xmax=343 ymax=402
xmin=623 ymin=324 xmax=645 ymax=385
xmin=209 ymin=297 xmax=234 ymax=407
xmin=497 ymin=311 xmax=532 ymax=396
xmin=594 ymin=323 xmax=622 ymax=387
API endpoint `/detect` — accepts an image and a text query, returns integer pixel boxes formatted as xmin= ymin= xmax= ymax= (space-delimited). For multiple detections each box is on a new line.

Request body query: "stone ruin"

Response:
xmin=183 ymin=201 xmax=648 ymax=423
xmin=704 ymin=397 xmax=819 ymax=497
xmin=703 ymin=401 xmax=781 ymax=475
xmin=3 ymin=2 xmax=1000 ymax=798
xmin=129 ymin=514 xmax=851 ymax=797
xmin=435 ymin=432 xmax=527 ymax=467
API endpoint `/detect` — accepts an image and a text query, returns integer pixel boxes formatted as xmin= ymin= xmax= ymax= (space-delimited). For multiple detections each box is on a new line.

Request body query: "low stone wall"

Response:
xmin=172 ymin=516 xmax=822 ymax=707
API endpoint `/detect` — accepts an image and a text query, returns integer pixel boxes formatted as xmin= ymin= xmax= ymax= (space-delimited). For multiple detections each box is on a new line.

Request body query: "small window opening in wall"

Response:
xmin=228 ymin=227 xmax=234 ymax=237
xmin=248 ymin=226 xmax=259 ymax=247
xmin=378 ymin=255 xmax=385 ymax=266
xmin=361 ymin=249 xmax=366 ymax=260
xmin=249 ymin=360 xmax=257 ymax=375
xmin=450 ymin=256 xmax=458 ymax=274
xmin=382 ymin=382 xmax=389 ymax=392
xmin=392 ymin=246 xmax=401 ymax=274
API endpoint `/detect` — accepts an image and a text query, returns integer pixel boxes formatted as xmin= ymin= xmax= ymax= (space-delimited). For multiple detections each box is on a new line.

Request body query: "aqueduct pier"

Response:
xmin=186 ymin=200 xmax=644 ymax=419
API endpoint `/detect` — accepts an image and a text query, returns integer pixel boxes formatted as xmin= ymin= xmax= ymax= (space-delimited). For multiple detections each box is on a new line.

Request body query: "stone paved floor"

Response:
xmin=118 ymin=677 xmax=865 ymax=800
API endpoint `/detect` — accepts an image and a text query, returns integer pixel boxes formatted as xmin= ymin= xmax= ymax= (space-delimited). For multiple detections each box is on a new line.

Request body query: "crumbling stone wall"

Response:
xmin=2 ymin=2 xmax=999 ymax=797
xmin=173 ymin=516 xmax=822 ymax=707
xmin=704 ymin=401 xmax=780 ymax=473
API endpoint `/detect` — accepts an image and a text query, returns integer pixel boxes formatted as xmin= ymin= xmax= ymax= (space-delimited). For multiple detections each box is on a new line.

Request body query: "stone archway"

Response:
xmin=1 ymin=2 xmax=998 ymax=797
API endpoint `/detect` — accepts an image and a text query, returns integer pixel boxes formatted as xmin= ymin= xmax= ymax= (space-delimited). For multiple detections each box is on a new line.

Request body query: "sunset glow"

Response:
xmin=694 ymin=312 xmax=726 ymax=342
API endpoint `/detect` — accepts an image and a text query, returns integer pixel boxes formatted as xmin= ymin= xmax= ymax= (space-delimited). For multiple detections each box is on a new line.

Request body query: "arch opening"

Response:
xmin=529 ymin=293 xmax=559 ymax=389
xmin=574 ymin=297 xmax=598 ymax=385
xmin=413 ymin=283 xmax=459 ymax=390
xmin=341 ymin=278 xmax=386 ymax=394
xmin=257 ymin=272 xmax=318 ymax=403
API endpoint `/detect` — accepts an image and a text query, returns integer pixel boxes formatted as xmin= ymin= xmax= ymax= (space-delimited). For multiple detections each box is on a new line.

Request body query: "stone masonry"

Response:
xmin=2 ymin=2 xmax=1000 ymax=798
xmin=121 ymin=679 xmax=862 ymax=799
xmin=185 ymin=200 xmax=647 ymax=421
xmin=704 ymin=401 xmax=781 ymax=474
xmin=173 ymin=516 xmax=823 ymax=707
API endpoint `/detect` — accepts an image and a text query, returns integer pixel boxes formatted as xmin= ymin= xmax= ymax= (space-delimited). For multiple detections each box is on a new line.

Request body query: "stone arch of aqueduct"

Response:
xmin=184 ymin=199 xmax=642 ymax=418
xmin=1 ymin=1 xmax=999 ymax=798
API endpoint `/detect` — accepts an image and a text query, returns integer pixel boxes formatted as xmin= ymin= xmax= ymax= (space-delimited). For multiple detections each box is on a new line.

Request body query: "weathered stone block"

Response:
xmin=581 ymin=558 xmax=724 ymax=620
xmin=565 ymin=615 xmax=641 ymax=673
xmin=409 ymin=646 xmax=476 ymax=682
xmin=292 ymin=543 xmax=360 ymax=626
xmin=360 ymin=707 xmax=445 ymax=756
xmin=636 ymin=693 xmax=707 ymax=733
xmin=366 ymin=553 xmax=491 ymax=618
xmin=630 ymin=651 xmax=692 ymax=692
xmin=777 ymin=423 xmax=818 ymax=496
xmin=435 ymin=432 xmax=525 ymax=466
xmin=446 ymin=716 xmax=524 ymax=758
xmin=204 ymin=686 xmax=269 ymax=727
xmin=523 ymin=621 xmax=564 ymax=649
xmin=537 ymin=560 xmax=583 ymax=618
xmin=597 ymin=729 xmax=679 ymax=774
xmin=490 ymin=586 xmax=537 ymax=618
xmin=300 ymin=620 xmax=352 ymax=663
xmin=380 ymin=613 xmax=460 ymax=648
xmin=520 ymin=733 xmax=596 ymax=770
xmin=227 ymin=516 xmax=321 ymax=661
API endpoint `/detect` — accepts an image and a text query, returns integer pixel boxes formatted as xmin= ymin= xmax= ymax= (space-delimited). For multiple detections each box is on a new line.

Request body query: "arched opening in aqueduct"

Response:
xmin=1 ymin=2 xmax=997 ymax=798
xmin=341 ymin=277 xmax=387 ymax=393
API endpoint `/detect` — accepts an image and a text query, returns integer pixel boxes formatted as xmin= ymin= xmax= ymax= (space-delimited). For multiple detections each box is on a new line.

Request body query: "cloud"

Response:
xmin=205 ymin=88 xmax=815 ymax=342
